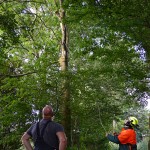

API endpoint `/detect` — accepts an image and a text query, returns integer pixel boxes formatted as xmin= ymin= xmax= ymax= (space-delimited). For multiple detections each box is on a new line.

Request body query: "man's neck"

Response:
xmin=124 ymin=126 xmax=133 ymax=129
xmin=43 ymin=116 xmax=52 ymax=120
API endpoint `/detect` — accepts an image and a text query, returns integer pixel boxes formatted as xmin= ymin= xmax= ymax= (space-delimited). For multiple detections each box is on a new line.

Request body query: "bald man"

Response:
xmin=21 ymin=105 xmax=67 ymax=150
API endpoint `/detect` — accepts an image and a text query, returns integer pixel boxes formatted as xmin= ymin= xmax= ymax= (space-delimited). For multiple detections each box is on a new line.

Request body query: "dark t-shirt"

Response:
xmin=27 ymin=119 xmax=64 ymax=149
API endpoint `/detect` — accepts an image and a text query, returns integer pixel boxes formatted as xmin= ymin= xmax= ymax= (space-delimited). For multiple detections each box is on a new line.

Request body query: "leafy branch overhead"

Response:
xmin=0 ymin=0 xmax=149 ymax=149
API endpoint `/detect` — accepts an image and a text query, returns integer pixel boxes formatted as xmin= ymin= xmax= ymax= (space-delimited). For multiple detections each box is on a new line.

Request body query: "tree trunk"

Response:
xmin=113 ymin=119 xmax=117 ymax=133
xmin=148 ymin=113 xmax=150 ymax=150
xmin=58 ymin=0 xmax=71 ymax=146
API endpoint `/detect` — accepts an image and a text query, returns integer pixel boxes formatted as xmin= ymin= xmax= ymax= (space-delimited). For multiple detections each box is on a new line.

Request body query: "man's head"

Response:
xmin=42 ymin=105 xmax=54 ymax=119
xmin=124 ymin=116 xmax=139 ymax=128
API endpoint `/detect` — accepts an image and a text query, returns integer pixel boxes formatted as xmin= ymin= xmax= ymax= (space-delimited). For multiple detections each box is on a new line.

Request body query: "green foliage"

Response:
xmin=137 ymin=137 xmax=149 ymax=150
xmin=0 ymin=0 xmax=149 ymax=149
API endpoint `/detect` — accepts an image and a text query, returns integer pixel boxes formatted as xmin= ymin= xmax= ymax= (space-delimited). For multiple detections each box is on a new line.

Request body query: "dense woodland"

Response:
xmin=0 ymin=0 xmax=150 ymax=149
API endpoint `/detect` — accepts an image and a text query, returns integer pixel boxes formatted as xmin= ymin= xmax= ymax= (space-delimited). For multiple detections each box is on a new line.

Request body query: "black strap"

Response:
xmin=127 ymin=143 xmax=137 ymax=150
xmin=36 ymin=120 xmax=51 ymax=137
xmin=35 ymin=120 xmax=58 ymax=150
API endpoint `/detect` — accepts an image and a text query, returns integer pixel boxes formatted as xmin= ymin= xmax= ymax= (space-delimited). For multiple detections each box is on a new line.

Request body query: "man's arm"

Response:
xmin=56 ymin=132 xmax=67 ymax=150
xmin=106 ymin=133 xmax=120 ymax=144
xmin=21 ymin=132 xmax=33 ymax=150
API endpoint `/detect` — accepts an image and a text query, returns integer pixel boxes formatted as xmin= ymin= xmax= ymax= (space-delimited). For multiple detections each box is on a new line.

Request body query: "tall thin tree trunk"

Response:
xmin=113 ymin=120 xmax=117 ymax=133
xmin=58 ymin=0 xmax=71 ymax=146
xmin=148 ymin=113 xmax=150 ymax=150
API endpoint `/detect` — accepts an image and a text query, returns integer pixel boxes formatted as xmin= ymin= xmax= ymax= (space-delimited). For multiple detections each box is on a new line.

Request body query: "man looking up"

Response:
xmin=106 ymin=116 xmax=138 ymax=150
xmin=21 ymin=105 xmax=67 ymax=150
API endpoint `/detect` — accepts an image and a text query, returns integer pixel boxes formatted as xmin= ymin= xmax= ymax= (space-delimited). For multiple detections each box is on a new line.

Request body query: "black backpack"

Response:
xmin=34 ymin=120 xmax=57 ymax=150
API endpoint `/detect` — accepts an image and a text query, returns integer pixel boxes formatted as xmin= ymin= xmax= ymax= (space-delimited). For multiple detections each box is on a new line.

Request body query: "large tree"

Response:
xmin=0 ymin=0 xmax=149 ymax=149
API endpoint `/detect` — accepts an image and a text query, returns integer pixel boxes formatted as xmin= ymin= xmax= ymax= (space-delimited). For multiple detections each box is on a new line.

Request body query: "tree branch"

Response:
xmin=0 ymin=72 xmax=36 ymax=78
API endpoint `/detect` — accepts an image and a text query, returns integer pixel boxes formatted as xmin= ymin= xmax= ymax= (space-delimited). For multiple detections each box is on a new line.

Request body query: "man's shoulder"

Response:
xmin=49 ymin=121 xmax=64 ymax=132
xmin=26 ymin=122 xmax=38 ymax=136
xmin=28 ymin=121 xmax=38 ymax=129
xmin=51 ymin=121 xmax=63 ymax=127
xmin=120 ymin=128 xmax=135 ymax=136
xmin=52 ymin=121 xmax=62 ymax=125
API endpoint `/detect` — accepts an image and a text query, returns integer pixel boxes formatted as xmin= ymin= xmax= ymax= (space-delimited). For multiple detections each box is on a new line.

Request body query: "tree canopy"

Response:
xmin=0 ymin=0 xmax=149 ymax=149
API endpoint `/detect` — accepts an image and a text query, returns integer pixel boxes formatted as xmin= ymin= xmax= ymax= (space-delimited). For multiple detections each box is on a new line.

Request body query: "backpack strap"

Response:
xmin=127 ymin=143 xmax=137 ymax=150
xmin=36 ymin=120 xmax=51 ymax=137
xmin=128 ymin=144 xmax=132 ymax=150
xmin=35 ymin=120 xmax=58 ymax=150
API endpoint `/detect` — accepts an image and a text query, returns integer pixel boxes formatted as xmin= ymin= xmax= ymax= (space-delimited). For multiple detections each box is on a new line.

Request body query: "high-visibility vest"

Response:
xmin=118 ymin=128 xmax=136 ymax=145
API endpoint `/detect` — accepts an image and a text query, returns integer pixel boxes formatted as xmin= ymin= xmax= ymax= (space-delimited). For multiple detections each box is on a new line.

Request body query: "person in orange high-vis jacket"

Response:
xmin=106 ymin=116 xmax=138 ymax=150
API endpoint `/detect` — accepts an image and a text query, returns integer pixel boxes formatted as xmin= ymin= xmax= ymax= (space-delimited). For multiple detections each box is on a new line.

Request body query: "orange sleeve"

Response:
xmin=118 ymin=129 xmax=136 ymax=144
xmin=118 ymin=130 xmax=130 ymax=144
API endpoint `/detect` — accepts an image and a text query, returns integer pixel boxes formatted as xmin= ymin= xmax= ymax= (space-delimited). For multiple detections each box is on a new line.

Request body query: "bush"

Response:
xmin=137 ymin=137 xmax=148 ymax=150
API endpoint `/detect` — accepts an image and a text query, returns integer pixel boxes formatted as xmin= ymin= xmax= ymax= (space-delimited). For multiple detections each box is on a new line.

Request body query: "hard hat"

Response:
xmin=128 ymin=116 xmax=138 ymax=127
